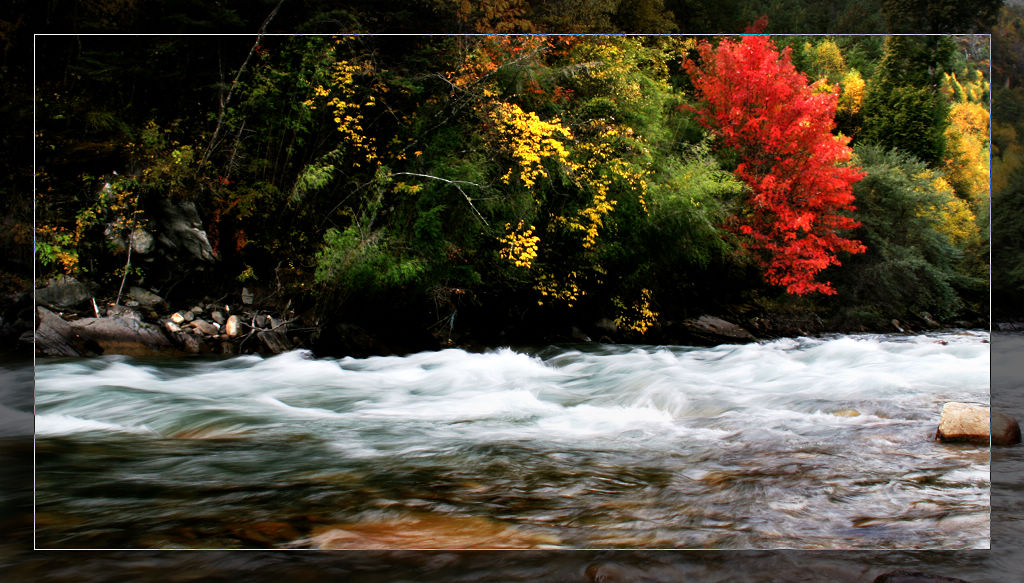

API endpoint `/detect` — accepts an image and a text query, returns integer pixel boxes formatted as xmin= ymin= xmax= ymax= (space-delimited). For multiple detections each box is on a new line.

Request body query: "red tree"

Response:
xmin=685 ymin=35 xmax=866 ymax=295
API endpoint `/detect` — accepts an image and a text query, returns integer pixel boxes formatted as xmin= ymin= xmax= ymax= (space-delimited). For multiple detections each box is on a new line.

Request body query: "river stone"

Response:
xmin=34 ymin=306 xmax=82 ymax=357
xmin=258 ymin=329 xmax=291 ymax=354
xmin=105 ymin=304 xmax=142 ymax=321
xmin=934 ymin=402 xmax=1022 ymax=445
xmin=164 ymin=320 xmax=182 ymax=333
xmin=682 ymin=315 xmax=754 ymax=344
xmin=67 ymin=313 xmax=172 ymax=356
xmin=254 ymin=314 xmax=270 ymax=329
xmin=181 ymin=310 xmax=195 ymax=322
xmin=225 ymin=315 xmax=242 ymax=337
xmin=128 ymin=286 xmax=166 ymax=309
xmin=191 ymin=318 xmax=219 ymax=336
xmin=992 ymin=410 xmax=1023 ymax=446
xmin=308 ymin=514 xmax=560 ymax=549
xmin=35 ymin=275 xmax=92 ymax=309
xmin=210 ymin=310 xmax=225 ymax=325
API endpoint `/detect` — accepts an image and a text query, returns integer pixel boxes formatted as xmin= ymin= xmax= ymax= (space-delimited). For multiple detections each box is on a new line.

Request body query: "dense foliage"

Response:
xmin=14 ymin=0 xmax=1008 ymax=349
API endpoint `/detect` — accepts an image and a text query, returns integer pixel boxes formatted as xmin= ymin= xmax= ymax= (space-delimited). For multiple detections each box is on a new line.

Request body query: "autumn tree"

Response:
xmin=685 ymin=34 xmax=865 ymax=295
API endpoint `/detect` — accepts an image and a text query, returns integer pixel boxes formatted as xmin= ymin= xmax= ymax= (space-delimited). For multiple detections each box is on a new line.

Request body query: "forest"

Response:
xmin=3 ymin=0 xmax=1020 ymax=354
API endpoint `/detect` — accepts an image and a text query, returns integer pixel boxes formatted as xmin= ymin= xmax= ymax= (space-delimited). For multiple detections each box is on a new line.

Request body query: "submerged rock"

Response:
xmin=308 ymin=513 xmax=561 ymax=549
xmin=935 ymin=402 xmax=1022 ymax=446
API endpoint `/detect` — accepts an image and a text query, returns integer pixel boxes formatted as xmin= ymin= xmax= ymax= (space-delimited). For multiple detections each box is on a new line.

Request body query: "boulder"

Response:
xmin=34 ymin=306 xmax=82 ymax=357
xmin=128 ymin=286 xmax=166 ymax=309
xmin=69 ymin=314 xmax=173 ymax=356
xmin=258 ymin=330 xmax=292 ymax=354
xmin=993 ymin=410 xmax=1023 ymax=446
xmin=681 ymin=315 xmax=755 ymax=344
xmin=191 ymin=318 xmax=219 ymax=336
xmin=154 ymin=199 xmax=216 ymax=262
xmin=224 ymin=315 xmax=242 ymax=338
xmin=35 ymin=275 xmax=92 ymax=309
xmin=36 ymin=305 xmax=174 ymax=357
xmin=105 ymin=304 xmax=142 ymax=321
xmin=935 ymin=402 xmax=1022 ymax=446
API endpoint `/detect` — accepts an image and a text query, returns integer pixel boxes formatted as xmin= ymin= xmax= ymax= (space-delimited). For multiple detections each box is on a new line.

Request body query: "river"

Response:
xmin=30 ymin=330 xmax=991 ymax=552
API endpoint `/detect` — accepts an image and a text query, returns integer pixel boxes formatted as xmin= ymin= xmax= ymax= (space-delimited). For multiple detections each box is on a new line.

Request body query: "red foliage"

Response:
xmin=685 ymin=35 xmax=866 ymax=295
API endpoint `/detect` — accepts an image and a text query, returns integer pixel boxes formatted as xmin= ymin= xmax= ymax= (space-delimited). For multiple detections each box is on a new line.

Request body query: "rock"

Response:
xmin=181 ymin=310 xmax=195 ymax=322
xmin=920 ymin=311 xmax=941 ymax=329
xmin=210 ymin=310 xmax=225 ymax=325
xmin=175 ymin=331 xmax=202 ymax=353
xmin=258 ymin=330 xmax=292 ymax=354
xmin=308 ymin=514 xmax=560 ymax=549
xmin=34 ymin=306 xmax=82 ymax=357
xmin=594 ymin=318 xmax=618 ymax=335
xmin=936 ymin=402 xmax=988 ymax=444
xmin=105 ymin=304 xmax=142 ymax=321
xmin=682 ymin=315 xmax=754 ymax=344
xmin=993 ymin=410 xmax=1023 ymax=446
xmin=190 ymin=305 xmax=204 ymax=315
xmin=228 ymin=521 xmax=301 ymax=547
xmin=128 ymin=286 xmax=166 ymax=309
xmin=224 ymin=315 xmax=242 ymax=338
xmin=191 ymin=318 xmax=219 ymax=336
xmin=873 ymin=570 xmax=974 ymax=583
xmin=241 ymin=287 xmax=254 ymax=305
xmin=254 ymin=314 xmax=270 ymax=329
xmin=571 ymin=326 xmax=591 ymax=342
xmin=221 ymin=341 xmax=237 ymax=355
xmin=65 ymin=313 xmax=173 ymax=356
xmin=35 ymin=275 xmax=92 ymax=309
xmin=170 ymin=312 xmax=186 ymax=325
xmin=935 ymin=402 xmax=1020 ymax=446
xmin=164 ymin=321 xmax=182 ymax=334
xmin=832 ymin=409 xmax=861 ymax=417
xmin=130 ymin=228 xmax=154 ymax=254
xmin=891 ymin=319 xmax=904 ymax=332
xmin=154 ymin=199 xmax=216 ymax=262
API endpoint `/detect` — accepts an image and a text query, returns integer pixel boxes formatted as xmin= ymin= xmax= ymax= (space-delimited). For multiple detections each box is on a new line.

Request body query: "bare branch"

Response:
xmin=390 ymin=172 xmax=490 ymax=226
xmin=199 ymin=0 xmax=286 ymax=167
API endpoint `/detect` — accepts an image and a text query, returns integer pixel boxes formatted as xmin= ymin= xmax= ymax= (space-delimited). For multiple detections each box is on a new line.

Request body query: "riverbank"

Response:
xmin=22 ymin=274 xmax=989 ymax=360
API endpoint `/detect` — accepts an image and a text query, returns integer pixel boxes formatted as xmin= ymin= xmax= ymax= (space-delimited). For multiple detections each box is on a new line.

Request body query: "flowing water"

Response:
xmin=33 ymin=331 xmax=990 ymax=551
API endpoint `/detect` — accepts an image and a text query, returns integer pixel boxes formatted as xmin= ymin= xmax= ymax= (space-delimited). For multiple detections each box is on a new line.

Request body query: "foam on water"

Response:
xmin=33 ymin=331 xmax=991 ymax=549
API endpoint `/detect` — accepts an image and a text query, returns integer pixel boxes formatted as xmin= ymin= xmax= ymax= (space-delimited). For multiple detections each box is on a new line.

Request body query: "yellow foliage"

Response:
xmin=489 ymin=102 xmax=572 ymax=189
xmin=304 ymin=58 xmax=378 ymax=166
xmin=943 ymin=101 xmax=990 ymax=206
xmin=837 ymin=69 xmax=865 ymax=116
xmin=913 ymin=171 xmax=980 ymax=247
xmin=941 ymin=70 xmax=989 ymax=105
xmin=498 ymin=221 xmax=540 ymax=268
xmin=806 ymin=39 xmax=846 ymax=83
xmin=534 ymin=270 xmax=584 ymax=307
xmin=613 ymin=288 xmax=658 ymax=334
